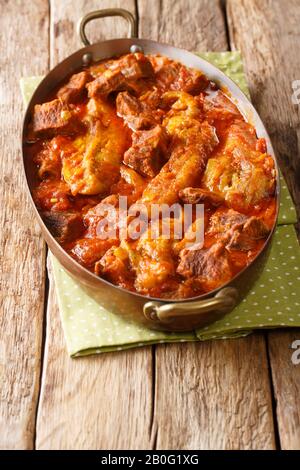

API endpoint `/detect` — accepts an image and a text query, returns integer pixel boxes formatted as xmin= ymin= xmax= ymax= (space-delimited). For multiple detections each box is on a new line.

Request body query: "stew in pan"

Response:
xmin=25 ymin=52 xmax=277 ymax=299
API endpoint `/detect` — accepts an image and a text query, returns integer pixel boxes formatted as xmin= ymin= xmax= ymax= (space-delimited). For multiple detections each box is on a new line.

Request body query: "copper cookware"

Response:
xmin=22 ymin=8 xmax=280 ymax=331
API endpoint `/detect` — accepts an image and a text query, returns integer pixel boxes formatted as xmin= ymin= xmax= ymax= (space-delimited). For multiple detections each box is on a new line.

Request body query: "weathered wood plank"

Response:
xmin=138 ymin=0 xmax=227 ymax=51
xmin=227 ymin=0 xmax=300 ymax=449
xmin=154 ymin=339 xmax=275 ymax=450
xmin=139 ymin=0 xmax=276 ymax=450
xmin=50 ymin=0 xmax=137 ymax=66
xmin=268 ymin=331 xmax=300 ymax=450
xmin=36 ymin=265 xmax=153 ymax=449
xmin=0 ymin=0 xmax=49 ymax=450
xmin=36 ymin=0 xmax=153 ymax=450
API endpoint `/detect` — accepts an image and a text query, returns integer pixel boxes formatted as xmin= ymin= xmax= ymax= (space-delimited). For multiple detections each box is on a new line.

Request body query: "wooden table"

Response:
xmin=1 ymin=0 xmax=300 ymax=450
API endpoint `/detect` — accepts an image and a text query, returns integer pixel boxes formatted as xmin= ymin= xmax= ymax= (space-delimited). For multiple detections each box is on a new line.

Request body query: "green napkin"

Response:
xmin=21 ymin=52 xmax=300 ymax=357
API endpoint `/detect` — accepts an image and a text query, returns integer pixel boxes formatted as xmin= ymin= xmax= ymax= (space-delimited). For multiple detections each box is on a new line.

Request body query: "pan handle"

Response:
xmin=78 ymin=8 xmax=137 ymax=46
xmin=143 ymin=287 xmax=238 ymax=328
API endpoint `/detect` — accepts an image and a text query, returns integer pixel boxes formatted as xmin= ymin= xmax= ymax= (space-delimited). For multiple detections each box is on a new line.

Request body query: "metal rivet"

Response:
xmin=82 ymin=52 xmax=92 ymax=66
xmin=130 ymin=44 xmax=144 ymax=54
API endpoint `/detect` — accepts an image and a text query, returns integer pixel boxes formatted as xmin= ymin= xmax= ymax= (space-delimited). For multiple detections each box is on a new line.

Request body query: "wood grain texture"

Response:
xmin=268 ymin=331 xmax=300 ymax=450
xmin=227 ymin=0 xmax=300 ymax=450
xmin=3 ymin=0 xmax=297 ymax=450
xmin=50 ymin=0 xmax=137 ymax=66
xmin=36 ymin=0 xmax=154 ymax=450
xmin=154 ymin=339 xmax=275 ymax=450
xmin=140 ymin=0 xmax=276 ymax=450
xmin=138 ymin=0 xmax=227 ymax=51
xmin=0 ymin=0 xmax=49 ymax=449
xmin=36 ymin=263 xmax=153 ymax=449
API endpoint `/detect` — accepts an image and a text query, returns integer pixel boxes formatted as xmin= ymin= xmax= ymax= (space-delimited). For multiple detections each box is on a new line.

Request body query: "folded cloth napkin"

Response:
xmin=21 ymin=51 xmax=300 ymax=356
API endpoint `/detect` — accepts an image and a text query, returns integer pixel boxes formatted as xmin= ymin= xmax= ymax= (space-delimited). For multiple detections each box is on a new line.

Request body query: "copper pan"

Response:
xmin=22 ymin=8 xmax=280 ymax=331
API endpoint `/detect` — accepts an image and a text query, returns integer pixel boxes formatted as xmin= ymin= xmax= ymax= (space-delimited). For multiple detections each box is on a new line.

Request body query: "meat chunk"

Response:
xmin=209 ymin=209 xmax=248 ymax=235
xmin=177 ymin=242 xmax=232 ymax=291
xmin=116 ymin=91 xmax=147 ymax=129
xmin=34 ymin=137 xmax=63 ymax=179
xmin=150 ymin=55 xmax=208 ymax=94
xmin=33 ymin=180 xmax=72 ymax=212
xmin=32 ymin=99 xmax=81 ymax=137
xmin=149 ymin=55 xmax=178 ymax=86
xmin=115 ymin=52 xmax=154 ymax=80
xmin=57 ymin=71 xmax=91 ymax=103
xmin=116 ymin=90 xmax=141 ymax=116
xmin=139 ymin=88 xmax=162 ymax=108
xmin=226 ymin=231 xmax=253 ymax=251
xmin=209 ymin=209 xmax=270 ymax=251
xmin=41 ymin=211 xmax=84 ymax=243
xmin=179 ymin=187 xmax=224 ymax=206
xmin=172 ymin=66 xmax=209 ymax=94
xmin=123 ymin=125 xmax=168 ymax=177
xmin=83 ymin=195 xmax=119 ymax=238
xmin=70 ymin=238 xmax=117 ymax=268
xmin=226 ymin=216 xmax=270 ymax=251
xmin=95 ymin=245 xmax=134 ymax=290
xmin=87 ymin=69 xmax=125 ymax=97
xmin=116 ymin=91 xmax=162 ymax=130
xmin=204 ymin=91 xmax=242 ymax=123
xmin=242 ymin=217 xmax=270 ymax=239
xmin=87 ymin=53 xmax=154 ymax=97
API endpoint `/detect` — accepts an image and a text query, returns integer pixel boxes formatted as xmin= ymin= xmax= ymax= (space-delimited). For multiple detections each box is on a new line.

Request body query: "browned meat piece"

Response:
xmin=150 ymin=55 xmax=208 ymax=94
xmin=83 ymin=195 xmax=119 ymax=238
xmin=95 ymin=245 xmax=134 ymax=290
xmin=139 ymin=88 xmax=162 ymax=108
xmin=70 ymin=238 xmax=117 ymax=268
xmin=226 ymin=230 xmax=254 ymax=251
xmin=32 ymin=99 xmax=81 ymax=136
xmin=116 ymin=91 xmax=162 ymax=130
xmin=121 ymin=79 xmax=152 ymax=97
xmin=109 ymin=53 xmax=154 ymax=80
xmin=123 ymin=125 xmax=168 ymax=177
xmin=87 ymin=53 xmax=154 ymax=97
xmin=209 ymin=209 xmax=248 ymax=235
xmin=226 ymin=217 xmax=270 ymax=251
xmin=209 ymin=209 xmax=270 ymax=251
xmin=204 ymin=91 xmax=242 ymax=123
xmin=87 ymin=69 xmax=125 ymax=97
xmin=116 ymin=91 xmax=141 ymax=115
xmin=34 ymin=138 xmax=62 ymax=179
xmin=172 ymin=66 xmax=209 ymax=94
xmin=177 ymin=242 xmax=232 ymax=290
xmin=57 ymin=71 xmax=91 ymax=103
xmin=179 ymin=187 xmax=224 ymax=206
xmin=243 ymin=217 xmax=270 ymax=239
xmin=41 ymin=211 xmax=84 ymax=243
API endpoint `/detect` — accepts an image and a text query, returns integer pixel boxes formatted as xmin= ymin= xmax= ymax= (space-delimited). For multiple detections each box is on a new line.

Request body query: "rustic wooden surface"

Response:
xmin=227 ymin=0 xmax=300 ymax=450
xmin=0 ymin=0 xmax=299 ymax=450
xmin=0 ymin=0 xmax=49 ymax=450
